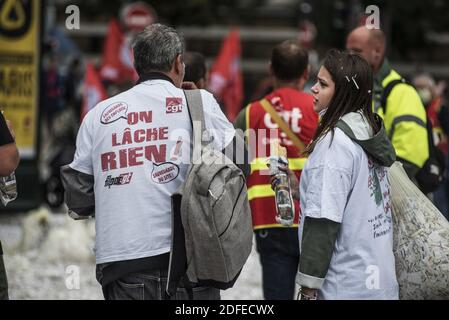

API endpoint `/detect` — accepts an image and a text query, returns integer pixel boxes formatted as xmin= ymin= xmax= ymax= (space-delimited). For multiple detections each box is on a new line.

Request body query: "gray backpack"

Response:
xmin=166 ymin=90 xmax=253 ymax=296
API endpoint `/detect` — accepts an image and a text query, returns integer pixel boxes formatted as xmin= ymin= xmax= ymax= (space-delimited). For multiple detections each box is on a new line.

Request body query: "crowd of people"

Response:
xmin=1 ymin=20 xmax=448 ymax=300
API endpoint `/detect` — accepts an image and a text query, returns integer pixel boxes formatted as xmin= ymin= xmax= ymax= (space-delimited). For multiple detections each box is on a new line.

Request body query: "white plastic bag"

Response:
xmin=388 ymin=161 xmax=449 ymax=299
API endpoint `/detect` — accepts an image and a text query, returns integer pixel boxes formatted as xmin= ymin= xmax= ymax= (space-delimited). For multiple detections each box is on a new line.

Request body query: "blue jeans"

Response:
xmin=103 ymin=268 xmax=221 ymax=300
xmin=0 ymin=255 xmax=8 ymax=300
xmin=432 ymin=181 xmax=449 ymax=220
xmin=432 ymin=155 xmax=449 ymax=221
xmin=255 ymin=228 xmax=299 ymax=300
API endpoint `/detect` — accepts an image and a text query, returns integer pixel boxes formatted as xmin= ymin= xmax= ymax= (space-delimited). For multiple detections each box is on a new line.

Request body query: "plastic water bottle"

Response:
xmin=269 ymin=141 xmax=295 ymax=226
xmin=0 ymin=171 xmax=18 ymax=206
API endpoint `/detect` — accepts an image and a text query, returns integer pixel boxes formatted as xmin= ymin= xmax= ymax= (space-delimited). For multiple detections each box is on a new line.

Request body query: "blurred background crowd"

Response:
xmin=1 ymin=0 xmax=449 ymax=213
xmin=12 ymin=0 xmax=449 ymax=213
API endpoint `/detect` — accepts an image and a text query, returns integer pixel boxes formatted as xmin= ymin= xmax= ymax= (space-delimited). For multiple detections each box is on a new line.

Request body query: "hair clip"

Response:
xmin=351 ymin=75 xmax=359 ymax=90
xmin=345 ymin=76 xmax=350 ymax=82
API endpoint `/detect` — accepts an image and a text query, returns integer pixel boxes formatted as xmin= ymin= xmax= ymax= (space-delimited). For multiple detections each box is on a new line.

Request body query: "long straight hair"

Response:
xmin=304 ymin=49 xmax=380 ymax=155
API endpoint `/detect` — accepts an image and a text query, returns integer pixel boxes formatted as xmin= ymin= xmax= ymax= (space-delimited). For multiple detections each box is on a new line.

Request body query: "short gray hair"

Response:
xmin=132 ymin=23 xmax=184 ymax=76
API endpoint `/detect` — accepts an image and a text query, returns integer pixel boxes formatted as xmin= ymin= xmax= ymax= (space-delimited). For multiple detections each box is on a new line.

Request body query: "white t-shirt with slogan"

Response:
xmin=70 ymin=79 xmax=235 ymax=264
xmin=298 ymin=128 xmax=399 ymax=300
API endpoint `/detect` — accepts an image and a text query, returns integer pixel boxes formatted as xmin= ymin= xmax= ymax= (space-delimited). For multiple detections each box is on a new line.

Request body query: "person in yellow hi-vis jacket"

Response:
xmin=346 ymin=26 xmax=428 ymax=183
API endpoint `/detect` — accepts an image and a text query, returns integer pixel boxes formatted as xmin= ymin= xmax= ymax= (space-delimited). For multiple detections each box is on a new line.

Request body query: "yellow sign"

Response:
xmin=0 ymin=0 xmax=40 ymax=159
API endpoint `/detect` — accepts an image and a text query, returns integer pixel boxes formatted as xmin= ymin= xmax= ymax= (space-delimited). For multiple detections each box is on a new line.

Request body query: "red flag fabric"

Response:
xmin=208 ymin=28 xmax=244 ymax=122
xmin=100 ymin=19 xmax=138 ymax=83
xmin=81 ymin=63 xmax=107 ymax=121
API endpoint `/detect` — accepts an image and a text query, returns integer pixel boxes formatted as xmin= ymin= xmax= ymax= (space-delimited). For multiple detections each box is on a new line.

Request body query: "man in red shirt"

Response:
xmin=183 ymin=51 xmax=208 ymax=90
xmin=234 ymin=40 xmax=318 ymax=299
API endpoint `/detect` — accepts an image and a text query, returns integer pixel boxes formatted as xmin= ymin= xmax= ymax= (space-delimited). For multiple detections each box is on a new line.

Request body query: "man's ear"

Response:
xmin=372 ymin=39 xmax=385 ymax=64
xmin=302 ymin=65 xmax=310 ymax=82
xmin=197 ymin=78 xmax=206 ymax=90
xmin=174 ymin=54 xmax=183 ymax=74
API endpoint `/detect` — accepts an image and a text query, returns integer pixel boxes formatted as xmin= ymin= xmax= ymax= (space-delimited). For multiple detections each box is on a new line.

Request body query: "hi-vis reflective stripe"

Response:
xmin=248 ymin=184 xmax=274 ymax=201
xmin=250 ymin=157 xmax=307 ymax=174
xmin=245 ymin=103 xmax=251 ymax=141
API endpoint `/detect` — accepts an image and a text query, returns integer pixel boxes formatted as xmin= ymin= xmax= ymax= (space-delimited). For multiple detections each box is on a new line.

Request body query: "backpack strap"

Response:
xmin=184 ymin=89 xmax=205 ymax=133
xmin=380 ymin=78 xmax=406 ymax=114
xmin=184 ymin=89 xmax=208 ymax=162
xmin=259 ymin=99 xmax=306 ymax=154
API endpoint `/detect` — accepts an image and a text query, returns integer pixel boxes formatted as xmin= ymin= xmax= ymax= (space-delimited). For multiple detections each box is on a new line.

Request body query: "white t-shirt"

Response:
xmin=298 ymin=128 xmax=399 ymax=300
xmin=70 ymin=79 xmax=235 ymax=264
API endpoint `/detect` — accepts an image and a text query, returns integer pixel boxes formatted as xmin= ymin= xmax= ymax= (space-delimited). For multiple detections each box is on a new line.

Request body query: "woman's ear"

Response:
xmin=268 ymin=62 xmax=273 ymax=77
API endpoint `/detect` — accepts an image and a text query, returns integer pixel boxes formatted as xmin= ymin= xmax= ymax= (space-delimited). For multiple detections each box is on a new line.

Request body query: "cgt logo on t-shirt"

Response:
xmin=166 ymin=98 xmax=183 ymax=114
xmin=104 ymin=172 xmax=133 ymax=188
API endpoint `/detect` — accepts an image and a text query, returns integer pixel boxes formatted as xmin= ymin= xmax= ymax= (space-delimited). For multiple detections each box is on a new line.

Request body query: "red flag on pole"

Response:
xmin=100 ymin=19 xmax=138 ymax=83
xmin=81 ymin=63 xmax=107 ymax=121
xmin=208 ymin=28 xmax=243 ymax=122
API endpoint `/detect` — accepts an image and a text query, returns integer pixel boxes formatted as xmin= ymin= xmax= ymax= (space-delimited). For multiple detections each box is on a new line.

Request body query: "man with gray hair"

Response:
xmin=62 ymin=24 xmax=248 ymax=300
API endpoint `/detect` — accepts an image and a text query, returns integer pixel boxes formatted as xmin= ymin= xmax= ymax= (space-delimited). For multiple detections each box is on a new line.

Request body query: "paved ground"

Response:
xmin=0 ymin=207 xmax=264 ymax=300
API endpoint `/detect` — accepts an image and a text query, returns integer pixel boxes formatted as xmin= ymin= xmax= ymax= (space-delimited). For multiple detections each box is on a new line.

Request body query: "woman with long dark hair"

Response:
xmin=274 ymin=49 xmax=399 ymax=299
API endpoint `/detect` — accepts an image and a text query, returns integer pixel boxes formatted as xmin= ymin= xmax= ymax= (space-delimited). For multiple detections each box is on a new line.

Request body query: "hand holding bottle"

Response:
xmin=268 ymin=141 xmax=296 ymax=226
xmin=270 ymin=164 xmax=299 ymax=200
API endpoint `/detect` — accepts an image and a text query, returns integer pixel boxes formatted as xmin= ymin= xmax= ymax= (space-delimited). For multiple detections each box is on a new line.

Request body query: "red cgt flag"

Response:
xmin=81 ymin=62 xmax=107 ymax=121
xmin=100 ymin=18 xmax=138 ymax=83
xmin=208 ymin=28 xmax=244 ymax=122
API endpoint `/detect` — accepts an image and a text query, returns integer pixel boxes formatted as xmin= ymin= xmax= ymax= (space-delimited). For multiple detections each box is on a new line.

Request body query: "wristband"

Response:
xmin=297 ymin=287 xmax=318 ymax=300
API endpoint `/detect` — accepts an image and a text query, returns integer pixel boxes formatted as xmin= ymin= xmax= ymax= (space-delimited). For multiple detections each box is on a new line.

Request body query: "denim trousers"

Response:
xmin=255 ymin=227 xmax=299 ymax=300
xmin=0 ymin=254 xmax=8 ymax=300
xmin=103 ymin=268 xmax=221 ymax=300
xmin=432 ymin=155 xmax=449 ymax=221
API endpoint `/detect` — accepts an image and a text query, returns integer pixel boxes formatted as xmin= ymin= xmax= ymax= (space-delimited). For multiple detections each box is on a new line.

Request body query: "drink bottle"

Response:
xmin=0 ymin=171 xmax=17 ymax=206
xmin=269 ymin=141 xmax=295 ymax=226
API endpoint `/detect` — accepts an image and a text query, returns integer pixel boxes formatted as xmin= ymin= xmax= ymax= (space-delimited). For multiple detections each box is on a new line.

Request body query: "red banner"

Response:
xmin=100 ymin=19 xmax=138 ymax=83
xmin=81 ymin=63 xmax=107 ymax=121
xmin=208 ymin=29 xmax=244 ymax=122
